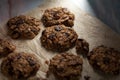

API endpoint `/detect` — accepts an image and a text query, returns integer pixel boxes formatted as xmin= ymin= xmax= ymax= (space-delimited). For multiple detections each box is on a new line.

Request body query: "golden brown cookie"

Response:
xmin=0 ymin=38 xmax=15 ymax=57
xmin=41 ymin=7 xmax=75 ymax=27
xmin=7 ymin=15 xmax=41 ymax=39
xmin=40 ymin=25 xmax=78 ymax=52
xmin=1 ymin=52 xmax=40 ymax=80
xmin=88 ymin=45 xmax=120 ymax=75
xmin=49 ymin=53 xmax=83 ymax=80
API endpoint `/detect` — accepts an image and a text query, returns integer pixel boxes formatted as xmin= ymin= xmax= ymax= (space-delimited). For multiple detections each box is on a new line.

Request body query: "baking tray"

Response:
xmin=0 ymin=0 xmax=120 ymax=80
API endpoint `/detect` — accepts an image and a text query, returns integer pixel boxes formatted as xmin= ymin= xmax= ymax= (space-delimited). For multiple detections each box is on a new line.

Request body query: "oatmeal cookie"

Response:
xmin=0 ymin=38 xmax=15 ymax=57
xmin=76 ymin=39 xmax=89 ymax=56
xmin=7 ymin=15 xmax=41 ymax=39
xmin=49 ymin=53 xmax=83 ymax=80
xmin=41 ymin=7 xmax=75 ymax=27
xmin=40 ymin=25 xmax=78 ymax=52
xmin=88 ymin=45 xmax=120 ymax=75
xmin=1 ymin=52 xmax=40 ymax=80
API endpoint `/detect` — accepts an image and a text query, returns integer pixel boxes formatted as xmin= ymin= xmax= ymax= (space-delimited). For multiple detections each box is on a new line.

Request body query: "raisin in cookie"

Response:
xmin=76 ymin=39 xmax=89 ymax=56
xmin=49 ymin=53 xmax=83 ymax=80
xmin=88 ymin=45 xmax=120 ymax=75
xmin=7 ymin=15 xmax=41 ymax=39
xmin=0 ymin=38 xmax=15 ymax=57
xmin=41 ymin=7 xmax=75 ymax=27
xmin=40 ymin=25 xmax=78 ymax=52
xmin=1 ymin=52 xmax=40 ymax=80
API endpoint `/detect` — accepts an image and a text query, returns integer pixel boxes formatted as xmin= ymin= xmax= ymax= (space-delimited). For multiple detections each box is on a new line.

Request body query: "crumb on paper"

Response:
xmin=45 ymin=60 xmax=49 ymax=65
xmin=84 ymin=75 xmax=90 ymax=80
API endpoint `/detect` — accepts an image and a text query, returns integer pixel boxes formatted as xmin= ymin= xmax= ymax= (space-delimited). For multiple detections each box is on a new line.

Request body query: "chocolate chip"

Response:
xmin=49 ymin=33 xmax=55 ymax=39
xmin=103 ymin=57 xmax=110 ymax=64
xmin=64 ymin=32 xmax=69 ymax=37
xmin=18 ymin=70 xmax=23 ymax=79
xmin=16 ymin=54 xmax=21 ymax=59
xmin=55 ymin=26 xmax=62 ymax=31
xmin=8 ymin=67 xmax=13 ymax=75
xmin=78 ymin=39 xmax=84 ymax=42
xmin=11 ymin=31 xmax=20 ymax=39
xmin=27 ymin=57 xmax=36 ymax=66
xmin=53 ymin=12 xmax=60 ymax=20
xmin=16 ymin=19 xmax=25 ymax=25
xmin=42 ymin=30 xmax=45 ymax=35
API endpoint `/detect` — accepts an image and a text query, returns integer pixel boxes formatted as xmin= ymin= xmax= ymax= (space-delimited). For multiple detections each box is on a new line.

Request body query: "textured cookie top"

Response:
xmin=76 ymin=39 xmax=89 ymax=56
xmin=1 ymin=52 xmax=40 ymax=80
xmin=88 ymin=45 xmax=120 ymax=75
xmin=41 ymin=7 xmax=75 ymax=27
xmin=49 ymin=53 xmax=83 ymax=79
xmin=7 ymin=15 xmax=41 ymax=39
xmin=41 ymin=25 xmax=78 ymax=52
xmin=0 ymin=39 xmax=15 ymax=57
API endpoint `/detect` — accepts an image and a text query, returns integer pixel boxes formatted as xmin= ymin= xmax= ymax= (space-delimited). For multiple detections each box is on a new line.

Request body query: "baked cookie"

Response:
xmin=41 ymin=7 xmax=75 ymax=27
xmin=7 ymin=15 xmax=41 ymax=39
xmin=88 ymin=45 xmax=120 ymax=75
xmin=40 ymin=25 xmax=78 ymax=52
xmin=76 ymin=39 xmax=89 ymax=56
xmin=0 ymin=38 xmax=15 ymax=57
xmin=49 ymin=53 xmax=83 ymax=80
xmin=1 ymin=52 xmax=40 ymax=80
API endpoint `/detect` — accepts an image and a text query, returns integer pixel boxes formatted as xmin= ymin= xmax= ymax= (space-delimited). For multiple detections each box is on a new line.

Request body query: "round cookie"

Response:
xmin=0 ymin=39 xmax=15 ymax=57
xmin=49 ymin=53 xmax=83 ymax=80
xmin=88 ymin=45 xmax=120 ymax=75
xmin=41 ymin=7 xmax=75 ymax=27
xmin=7 ymin=15 xmax=41 ymax=39
xmin=1 ymin=52 xmax=40 ymax=80
xmin=76 ymin=39 xmax=89 ymax=56
xmin=40 ymin=25 xmax=78 ymax=52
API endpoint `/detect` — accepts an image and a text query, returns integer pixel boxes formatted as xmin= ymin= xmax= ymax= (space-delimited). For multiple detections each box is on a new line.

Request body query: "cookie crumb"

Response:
xmin=84 ymin=75 xmax=90 ymax=80
xmin=45 ymin=60 xmax=49 ymax=65
xmin=76 ymin=39 xmax=89 ymax=57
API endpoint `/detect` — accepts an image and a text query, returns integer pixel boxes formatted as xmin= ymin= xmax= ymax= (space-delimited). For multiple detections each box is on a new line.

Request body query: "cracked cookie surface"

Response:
xmin=40 ymin=25 xmax=78 ymax=52
xmin=41 ymin=7 xmax=75 ymax=27
xmin=49 ymin=53 xmax=83 ymax=80
xmin=88 ymin=45 xmax=120 ymax=75
xmin=7 ymin=15 xmax=41 ymax=39
xmin=1 ymin=52 xmax=40 ymax=80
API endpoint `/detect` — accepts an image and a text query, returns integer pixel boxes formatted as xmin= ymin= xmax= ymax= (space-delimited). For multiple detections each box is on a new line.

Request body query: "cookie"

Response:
xmin=76 ymin=39 xmax=89 ymax=56
xmin=0 ymin=39 xmax=15 ymax=57
xmin=88 ymin=45 xmax=120 ymax=75
xmin=49 ymin=53 xmax=83 ymax=80
xmin=40 ymin=25 xmax=78 ymax=52
xmin=41 ymin=7 xmax=75 ymax=27
xmin=1 ymin=52 xmax=40 ymax=80
xmin=7 ymin=15 xmax=41 ymax=39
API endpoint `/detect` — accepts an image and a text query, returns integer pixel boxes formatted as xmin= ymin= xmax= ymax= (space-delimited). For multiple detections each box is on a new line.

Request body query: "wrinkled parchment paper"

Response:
xmin=0 ymin=0 xmax=120 ymax=80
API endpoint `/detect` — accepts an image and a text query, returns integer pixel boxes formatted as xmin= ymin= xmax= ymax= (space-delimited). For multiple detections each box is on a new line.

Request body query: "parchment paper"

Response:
xmin=0 ymin=0 xmax=120 ymax=80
